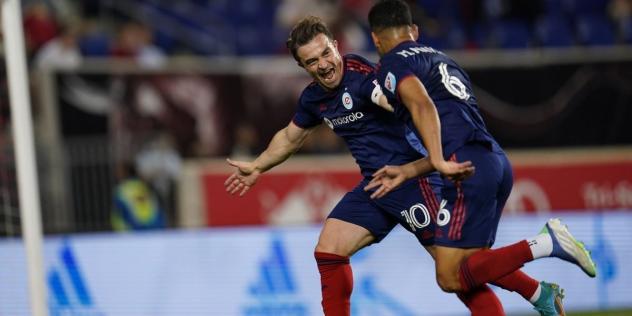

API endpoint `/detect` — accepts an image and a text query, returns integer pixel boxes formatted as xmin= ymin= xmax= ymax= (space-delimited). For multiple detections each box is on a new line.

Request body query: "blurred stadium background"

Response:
xmin=1 ymin=0 xmax=631 ymax=315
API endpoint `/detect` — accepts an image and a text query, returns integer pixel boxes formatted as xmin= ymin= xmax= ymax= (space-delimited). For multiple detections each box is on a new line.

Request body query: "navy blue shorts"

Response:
xmin=328 ymin=173 xmax=442 ymax=246
xmin=434 ymin=142 xmax=513 ymax=248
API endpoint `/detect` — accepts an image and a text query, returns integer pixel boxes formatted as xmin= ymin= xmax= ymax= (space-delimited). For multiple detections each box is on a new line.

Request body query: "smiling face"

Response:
xmin=296 ymin=33 xmax=344 ymax=90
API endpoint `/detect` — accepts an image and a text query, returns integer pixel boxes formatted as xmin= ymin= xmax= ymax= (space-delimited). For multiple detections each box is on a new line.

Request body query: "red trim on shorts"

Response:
xmin=448 ymin=153 xmax=467 ymax=240
xmin=418 ymin=177 xmax=438 ymax=222
xmin=450 ymin=181 xmax=465 ymax=240
xmin=419 ymin=177 xmax=439 ymax=218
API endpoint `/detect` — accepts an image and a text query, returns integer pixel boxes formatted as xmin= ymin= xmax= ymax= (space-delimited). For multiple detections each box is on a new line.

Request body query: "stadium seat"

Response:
xmin=419 ymin=32 xmax=447 ymax=50
xmin=566 ymin=0 xmax=610 ymax=15
xmin=576 ymin=14 xmax=616 ymax=46
xmin=466 ymin=22 xmax=489 ymax=49
xmin=79 ymin=33 xmax=111 ymax=57
xmin=417 ymin=0 xmax=453 ymax=18
xmin=439 ymin=18 xmax=467 ymax=50
xmin=490 ymin=19 xmax=532 ymax=49
xmin=535 ymin=15 xmax=575 ymax=47
xmin=622 ymin=17 xmax=632 ymax=44
xmin=415 ymin=16 xmax=465 ymax=50
xmin=542 ymin=0 xmax=567 ymax=16
xmin=153 ymin=30 xmax=176 ymax=54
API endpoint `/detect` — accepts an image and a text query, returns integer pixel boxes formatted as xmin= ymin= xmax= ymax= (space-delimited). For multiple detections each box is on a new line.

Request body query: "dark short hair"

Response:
xmin=286 ymin=16 xmax=334 ymax=64
xmin=368 ymin=0 xmax=413 ymax=32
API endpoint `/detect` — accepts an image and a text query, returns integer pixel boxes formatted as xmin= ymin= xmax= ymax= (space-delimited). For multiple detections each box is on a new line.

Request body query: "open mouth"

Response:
xmin=319 ymin=68 xmax=335 ymax=82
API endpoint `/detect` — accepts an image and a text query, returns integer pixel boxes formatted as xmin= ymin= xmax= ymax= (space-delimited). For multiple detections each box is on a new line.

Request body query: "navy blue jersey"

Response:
xmin=376 ymin=41 xmax=496 ymax=159
xmin=293 ymin=54 xmax=425 ymax=177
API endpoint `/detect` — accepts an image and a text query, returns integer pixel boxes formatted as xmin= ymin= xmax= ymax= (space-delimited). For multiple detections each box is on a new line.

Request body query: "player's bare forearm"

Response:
xmin=225 ymin=122 xmax=311 ymax=196
xmin=252 ymin=132 xmax=296 ymax=173
xmin=399 ymin=77 xmax=445 ymax=168
xmin=412 ymin=103 xmax=443 ymax=167
xmin=364 ymin=160 xmax=425 ymax=199
xmin=404 ymin=157 xmax=434 ymax=178
xmin=398 ymin=76 xmax=474 ymax=179
xmin=252 ymin=122 xmax=311 ymax=173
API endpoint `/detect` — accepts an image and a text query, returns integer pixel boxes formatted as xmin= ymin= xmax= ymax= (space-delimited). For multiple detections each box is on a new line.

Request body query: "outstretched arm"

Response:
xmin=398 ymin=76 xmax=472 ymax=178
xmin=364 ymin=157 xmax=433 ymax=199
xmin=364 ymin=157 xmax=474 ymax=199
xmin=225 ymin=121 xmax=313 ymax=196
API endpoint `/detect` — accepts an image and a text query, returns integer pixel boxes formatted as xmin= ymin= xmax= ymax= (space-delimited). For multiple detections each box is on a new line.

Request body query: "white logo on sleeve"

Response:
xmin=384 ymin=72 xmax=396 ymax=94
xmin=370 ymin=80 xmax=383 ymax=105
xmin=342 ymin=92 xmax=353 ymax=109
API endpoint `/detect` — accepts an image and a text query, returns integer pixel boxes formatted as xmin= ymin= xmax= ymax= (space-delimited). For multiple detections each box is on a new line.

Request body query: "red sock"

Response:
xmin=315 ymin=252 xmax=353 ymax=316
xmin=459 ymin=241 xmax=534 ymax=292
xmin=491 ymin=269 xmax=539 ymax=301
xmin=456 ymin=285 xmax=505 ymax=316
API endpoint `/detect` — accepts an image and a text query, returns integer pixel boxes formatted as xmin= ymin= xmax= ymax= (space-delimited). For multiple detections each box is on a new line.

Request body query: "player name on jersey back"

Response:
xmin=395 ymin=46 xmax=444 ymax=58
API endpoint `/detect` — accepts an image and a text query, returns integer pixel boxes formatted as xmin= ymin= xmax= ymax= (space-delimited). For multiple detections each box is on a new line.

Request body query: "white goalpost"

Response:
xmin=2 ymin=0 xmax=48 ymax=315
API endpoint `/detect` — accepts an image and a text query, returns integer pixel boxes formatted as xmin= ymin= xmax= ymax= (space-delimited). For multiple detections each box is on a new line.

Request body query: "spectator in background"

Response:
xmin=34 ymin=25 xmax=82 ymax=69
xmin=610 ymin=0 xmax=632 ymax=19
xmin=111 ymin=162 xmax=166 ymax=231
xmin=111 ymin=22 xmax=166 ymax=68
xmin=329 ymin=14 xmax=370 ymax=53
xmin=23 ymin=2 xmax=58 ymax=58
xmin=276 ymin=0 xmax=370 ymax=53
xmin=135 ymin=132 xmax=181 ymax=225
xmin=76 ymin=18 xmax=111 ymax=57
xmin=276 ymin=0 xmax=338 ymax=28
xmin=610 ymin=0 xmax=632 ymax=39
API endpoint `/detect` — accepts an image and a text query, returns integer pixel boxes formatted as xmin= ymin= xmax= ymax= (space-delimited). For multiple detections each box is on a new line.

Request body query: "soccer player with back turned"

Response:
xmin=366 ymin=1 xmax=597 ymax=315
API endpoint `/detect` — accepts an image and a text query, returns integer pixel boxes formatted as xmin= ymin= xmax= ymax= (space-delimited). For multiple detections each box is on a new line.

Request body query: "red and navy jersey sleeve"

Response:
xmin=359 ymin=73 xmax=382 ymax=105
xmin=292 ymin=89 xmax=322 ymax=129
xmin=345 ymin=54 xmax=382 ymax=106
xmin=345 ymin=54 xmax=375 ymax=72
xmin=380 ymin=54 xmax=416 ymax=99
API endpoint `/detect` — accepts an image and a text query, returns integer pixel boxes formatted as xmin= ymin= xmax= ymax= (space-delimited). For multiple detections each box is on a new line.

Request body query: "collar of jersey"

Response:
xmin=384 ymin=40 xmax=417 ymax=57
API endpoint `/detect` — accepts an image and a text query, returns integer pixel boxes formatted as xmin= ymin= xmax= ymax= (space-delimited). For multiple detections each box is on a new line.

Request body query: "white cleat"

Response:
xmin=541 ymin=218 xmax=597 ymax=278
